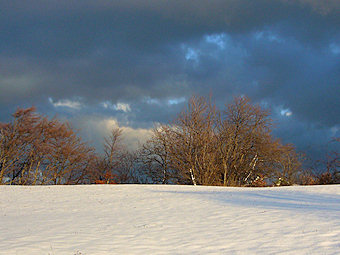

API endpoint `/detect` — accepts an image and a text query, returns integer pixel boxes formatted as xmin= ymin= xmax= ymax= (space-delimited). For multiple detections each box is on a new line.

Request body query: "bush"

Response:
xmin=318 ymin=172 xmax=333 ymax=185
xmin=248 ymin=175 xmax=267 ymax=187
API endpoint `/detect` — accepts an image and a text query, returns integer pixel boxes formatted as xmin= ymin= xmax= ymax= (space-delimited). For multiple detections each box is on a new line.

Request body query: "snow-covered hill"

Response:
xmin=1 ymin=185 xmax=339 ymax=254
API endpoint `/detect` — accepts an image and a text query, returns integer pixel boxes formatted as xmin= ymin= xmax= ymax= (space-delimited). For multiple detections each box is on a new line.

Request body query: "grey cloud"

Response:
xmin=242 ymin=35 xmax=340 ymax=127
xmin=1 ymin=0 xmax=339 ymax=57
xmin=0 ymin=0 xmax=339 ymax=160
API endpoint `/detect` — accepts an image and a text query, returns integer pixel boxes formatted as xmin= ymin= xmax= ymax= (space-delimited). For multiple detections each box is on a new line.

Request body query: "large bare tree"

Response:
xmin=143 ymin=95 xmax=302 ymax=186
xmin=147 ymin=96 xmax=219 ymax=185
xmin=0 ymin=107 xmax=95 ymax=185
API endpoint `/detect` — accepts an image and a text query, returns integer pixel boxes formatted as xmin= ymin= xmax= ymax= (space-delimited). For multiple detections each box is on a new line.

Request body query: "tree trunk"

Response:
xmin=190 ymin=168 xmax=197 ymax=186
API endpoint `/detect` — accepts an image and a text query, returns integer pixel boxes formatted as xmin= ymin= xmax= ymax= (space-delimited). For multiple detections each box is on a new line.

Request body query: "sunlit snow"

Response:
xmin=1 ymin=185 xmax=339 ymax=254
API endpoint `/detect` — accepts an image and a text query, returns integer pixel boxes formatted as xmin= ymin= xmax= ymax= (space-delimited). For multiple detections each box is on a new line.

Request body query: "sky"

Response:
xmin=0 ymin=0 xmax=339 ymax=160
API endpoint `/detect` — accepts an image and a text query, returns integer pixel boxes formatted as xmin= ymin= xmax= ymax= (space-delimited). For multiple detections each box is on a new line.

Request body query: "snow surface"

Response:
xmin=1 ymin=184 xmax=340 ymax=254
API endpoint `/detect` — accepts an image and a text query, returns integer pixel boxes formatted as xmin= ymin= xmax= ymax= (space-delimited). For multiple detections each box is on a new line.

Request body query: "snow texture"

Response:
xmin=1 ymin=185 xmax=339 ymax=254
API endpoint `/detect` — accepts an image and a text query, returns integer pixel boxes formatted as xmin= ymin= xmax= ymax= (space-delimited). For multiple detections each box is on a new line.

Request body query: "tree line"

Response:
xmin=0 ymin=96 xmax=338 ymax=186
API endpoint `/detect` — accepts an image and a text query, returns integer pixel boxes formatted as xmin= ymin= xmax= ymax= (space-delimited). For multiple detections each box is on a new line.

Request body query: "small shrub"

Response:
xmin=274 ymin=177 xmax=290 ymax=186
xmin=318 ymin=172 xmax=333 ymax=185
xmin=95 ymin=172 xmax=117 ymax=184
xmin=249 ymin=175 xmax=267 ymax=187
xmin=301 ymin=176 xmax=317 ymax=185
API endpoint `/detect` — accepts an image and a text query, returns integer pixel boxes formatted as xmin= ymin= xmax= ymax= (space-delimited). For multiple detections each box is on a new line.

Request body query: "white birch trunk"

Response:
xmin=190 ymin=168 xmax=197 ymax=186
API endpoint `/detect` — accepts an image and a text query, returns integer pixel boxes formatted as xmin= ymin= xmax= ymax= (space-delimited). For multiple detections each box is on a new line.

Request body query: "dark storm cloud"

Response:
xmin=0 ymin=0 xmax=339 ymax=155
xmin=241 ymin=32 xmax=340 ymax=127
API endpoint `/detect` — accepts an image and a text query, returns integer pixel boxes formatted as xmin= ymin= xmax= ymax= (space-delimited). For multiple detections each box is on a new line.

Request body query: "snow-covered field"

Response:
xmin=1 ymin=185 xmax=339 ymax=254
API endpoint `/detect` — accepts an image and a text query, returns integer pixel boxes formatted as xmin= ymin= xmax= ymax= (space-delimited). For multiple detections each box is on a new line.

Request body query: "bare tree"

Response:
xmin=116 ymin=151 xmax=142 ymax=183
xmin=89 ymin=127 xmax=123 ymax=184
xmin=274 ymin=145 xmax=302 ymax=185
xmin=328 ymin=137 xmax=339 ymax=183
xmin=144 ymin=95 xmax=302 ymax=186
xmin=138 ymin=126 xmax=179 ymax=184
xmin=104 ymin=128 xmax=123 ymax=165
xmin=41 ymin=120 xmax=95 ymax=184
xmin=0 ymin=107 xmax=42 ymax=184
xmin=315 ymin=137 xmax=340 ymax=185
xmin=0 ymin=107 xmax=95 ymax=185
xmin=158 ymin=96 xmax=219 ymax=185
xmin=215 ymin=96 xmax=301 ymax=186
xmin=92 ymin=127 xmax=143 ymax=184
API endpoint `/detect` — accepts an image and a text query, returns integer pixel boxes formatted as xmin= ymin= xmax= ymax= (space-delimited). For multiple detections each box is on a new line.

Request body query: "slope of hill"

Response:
xmin=1 ymin=184 xmax=339 ymax=254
